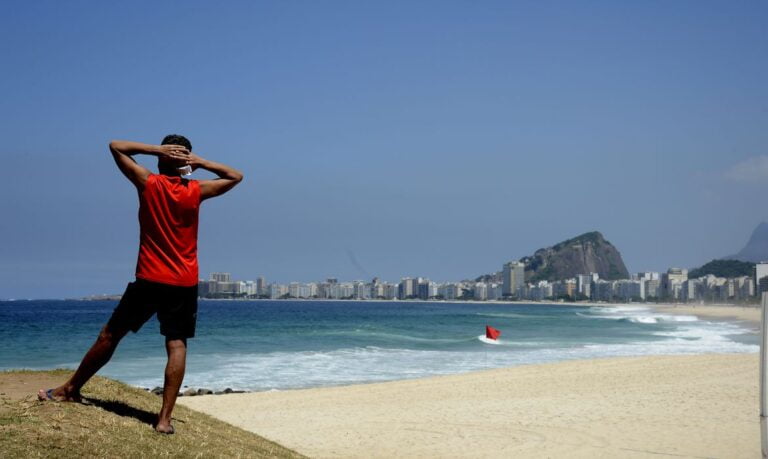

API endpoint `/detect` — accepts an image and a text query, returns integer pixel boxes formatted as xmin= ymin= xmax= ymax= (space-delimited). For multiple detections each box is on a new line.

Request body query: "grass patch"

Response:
xmin=0 ymin=370 xmax=304 ymax=458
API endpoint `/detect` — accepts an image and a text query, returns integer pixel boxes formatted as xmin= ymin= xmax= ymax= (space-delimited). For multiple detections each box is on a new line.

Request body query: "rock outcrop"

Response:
xmin=520 ymin=231 xmax=629 ymax=282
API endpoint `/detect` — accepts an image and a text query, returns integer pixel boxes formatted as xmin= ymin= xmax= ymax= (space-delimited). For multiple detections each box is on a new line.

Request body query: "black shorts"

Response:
xmin=107 ymin=279 xmax=198 ymax=340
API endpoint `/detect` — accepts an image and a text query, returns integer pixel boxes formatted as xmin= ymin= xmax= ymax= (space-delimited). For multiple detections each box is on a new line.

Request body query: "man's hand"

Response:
xmin=156 ymin=144 xmax=190 ymax=166
xmin=182 ymin=152 xmax=207 ymax=171
xmin=189 ymin=153 xmax=244 ymax=201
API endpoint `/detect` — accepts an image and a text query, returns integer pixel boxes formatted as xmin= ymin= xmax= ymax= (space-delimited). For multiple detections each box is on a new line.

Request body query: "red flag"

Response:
xmin=485 ymin=325 xmax=501 ymax=340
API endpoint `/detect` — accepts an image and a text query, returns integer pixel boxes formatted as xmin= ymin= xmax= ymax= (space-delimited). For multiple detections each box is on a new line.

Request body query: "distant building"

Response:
xmin=576 ymin=274 xmax=594 ymax=298
xmin=502 ymin=262 xmax=525 ymax=297
xmin=594 ymin=280 xmax=615 ymax=302
xmin=527 ymin=281 xmax=552 ymax=301
xmin=398 ymin=277 xmax=419 ymax=299
xmin=383 ymin=283 xmax=398 ymax=300
xmin=256 ymin=277 xmax=267 ymax=296
xmin=473 ymin=282 xmax=488 ymax=301
xmin=438 ymin=283 xmax=463 ymax=300
xmin=756 ymin=263 xmax=768 ymax=294
xmin=353 ymin=281 xmax=369 ymax=299
xmin=662 ymin=268 xmax=688 ymax=300
xmin=644 ymin=279 xmax=661 ymax=299
xmin=487 ymin=283 xmax=502 ymax=300
xmin=211 ymin=272 xmax=231 ymax=283
xmin=268 ymin=283 xmax=287 ymax=299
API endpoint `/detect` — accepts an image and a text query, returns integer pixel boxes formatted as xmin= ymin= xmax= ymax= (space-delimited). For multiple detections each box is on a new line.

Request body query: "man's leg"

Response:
xmin=40 ymin=323 xmax=130 ymax=401
xmin=155 ymin=338 xmax=187 ymax=434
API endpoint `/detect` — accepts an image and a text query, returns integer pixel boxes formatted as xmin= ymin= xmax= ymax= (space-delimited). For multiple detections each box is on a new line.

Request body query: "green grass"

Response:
xmin=0 ymin=370 xmax=304 ymax=459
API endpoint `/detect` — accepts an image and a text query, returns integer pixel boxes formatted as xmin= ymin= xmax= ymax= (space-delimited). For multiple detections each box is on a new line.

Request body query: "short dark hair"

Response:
xmin=161 ymin=134 xmax=192 ymax=151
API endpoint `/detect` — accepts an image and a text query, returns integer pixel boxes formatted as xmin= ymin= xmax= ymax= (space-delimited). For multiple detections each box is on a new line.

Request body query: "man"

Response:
xmin=38 ymin=135 xmax=243 ymax=434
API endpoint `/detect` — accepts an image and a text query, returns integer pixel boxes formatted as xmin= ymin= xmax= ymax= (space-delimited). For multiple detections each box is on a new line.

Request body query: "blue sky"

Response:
xmin=1 ymin=1 xmax=766 ymax=298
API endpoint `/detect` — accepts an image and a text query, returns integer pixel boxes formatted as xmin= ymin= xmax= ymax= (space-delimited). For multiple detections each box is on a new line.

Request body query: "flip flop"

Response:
xmin=156 ymin=425 xmax=175 ymax=435
xmin=37 ymin=388 xmax=56 ymax=402
xmin=37 ymin=388 xmax=83 ymax=403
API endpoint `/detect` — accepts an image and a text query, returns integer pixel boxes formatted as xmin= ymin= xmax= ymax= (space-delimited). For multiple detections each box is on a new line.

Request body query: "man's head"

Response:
xmin=158 ymin=134 xmax=192 ymax=176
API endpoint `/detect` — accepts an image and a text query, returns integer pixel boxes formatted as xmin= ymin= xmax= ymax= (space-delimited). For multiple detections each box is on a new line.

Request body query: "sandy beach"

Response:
xmin=180 ymin=353 xmax=759 ymax=458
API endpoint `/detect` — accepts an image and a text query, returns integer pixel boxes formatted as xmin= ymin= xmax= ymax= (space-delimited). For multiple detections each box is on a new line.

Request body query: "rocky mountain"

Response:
xmin=727 ymin=222 xmax=768 ymax=263
xmin=520 ymin=231 xmax=629 ymax=282
xmin=477 ymin=231 xmax=630 ymax=283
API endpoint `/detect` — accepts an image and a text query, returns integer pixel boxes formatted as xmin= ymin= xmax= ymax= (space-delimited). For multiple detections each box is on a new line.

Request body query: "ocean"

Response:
xmin=0 ymin=300 xmax=758 ymax=392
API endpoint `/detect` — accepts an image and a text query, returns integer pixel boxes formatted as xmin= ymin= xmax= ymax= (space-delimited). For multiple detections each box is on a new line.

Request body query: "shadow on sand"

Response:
xmin=83 ymin=397 xmax=184 ymax=427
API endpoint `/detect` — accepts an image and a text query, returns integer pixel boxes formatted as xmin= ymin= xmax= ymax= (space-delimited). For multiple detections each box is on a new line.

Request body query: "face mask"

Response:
xmin=177 ymin=165 xmax=193 ymax=178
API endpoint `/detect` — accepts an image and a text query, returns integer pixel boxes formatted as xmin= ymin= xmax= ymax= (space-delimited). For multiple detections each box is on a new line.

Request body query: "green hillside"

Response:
xmin=688 ymin=259 xmax=755 ymax=279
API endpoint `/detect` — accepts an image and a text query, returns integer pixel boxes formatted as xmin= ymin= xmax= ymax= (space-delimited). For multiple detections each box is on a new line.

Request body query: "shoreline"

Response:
xmin=649 ymin=303 xmax=762 ymax=329
xmin=180 ymin=353 xmax=759 ymax=458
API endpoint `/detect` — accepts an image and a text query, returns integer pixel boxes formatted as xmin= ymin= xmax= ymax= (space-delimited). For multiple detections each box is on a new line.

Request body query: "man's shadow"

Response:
xmin=83 ymin=397 xmax=184 ymax=427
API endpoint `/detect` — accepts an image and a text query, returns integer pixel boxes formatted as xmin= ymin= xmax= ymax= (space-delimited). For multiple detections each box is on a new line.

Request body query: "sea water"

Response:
xmin=0 ymin=300 xmax=758 ymax=392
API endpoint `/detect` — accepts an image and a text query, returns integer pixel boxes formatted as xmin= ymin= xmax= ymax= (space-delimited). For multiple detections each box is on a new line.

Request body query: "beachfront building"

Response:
xmin=417 ymin=280 xmax=437 ymax=300
xmin=473 ymin=282 xmax=488 ymax=301
xmin=576 ymin=274 xmax=595 ymax=298
xmin=256 ymin=277 xmax=267 ymax=296
xmin=502 ymin=261 xmax=525 ymax=298
xmin=438 ymin=283 xmax=463 ymax=300
xmin=487 ymin=283 xmax=502 ymax=300
xmin=615 ymin=279 xmax=644 ymax=301
xmin=593 ymin=280 xmax=615 ymax=302
xmin=268 ymin=283 xmax=287 ymax=299
xmin=211 ymin=272 xmax=231 ymax=283
xmin=218 ymin=281 xmax=243 ymax=295
xmin=645 ymin=279 xmax=661 ymax=299
xmin=353 ymin=281 xmax=369 ymax=300
xmin=522 ymin=281 xmax=552 ymax=301
xmin=735 ymin=276 xmax=755 ymax=299
xmin=680 ymin=279 xmax=699 ymax=302
xmin=757 ymin=263 xmax=768 ymax=294
xmin=398 ymin=277 xmax=420 ymax=299
xmin=370 ymin=281 xmax=384 ymax=299
xmin=383 ymin=283 xmax=398 ymax=300
xmin=341 ymin=283 xmax=356 ymax=299
xmin=288 ymin=282 xmax=302 ymax=298
xmin=662 ymin=268 xmax=688 ymax=301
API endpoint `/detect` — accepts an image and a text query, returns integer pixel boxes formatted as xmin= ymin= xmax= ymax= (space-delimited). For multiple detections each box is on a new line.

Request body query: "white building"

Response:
xmin=662 ymin=268 xmax=688 ymax=300
xmin=594 ymin=280 xmax=615 ymax=301
xmin=473 ymin=282 xmax=488 ymax=301
xmin=487 ymin=283 xmax=502 ymax=300
xmin=268 ymin=283 xmax=287 ymax=299
xmin=756 ymin=263 xmax=768 ymax=294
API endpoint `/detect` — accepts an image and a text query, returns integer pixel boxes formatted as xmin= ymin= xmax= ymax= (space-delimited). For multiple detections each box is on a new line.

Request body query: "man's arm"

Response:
xmin=109 ymin=140 xmax=189 ymax=189
xmin=186 ymin=153 xmax=243 ymax=200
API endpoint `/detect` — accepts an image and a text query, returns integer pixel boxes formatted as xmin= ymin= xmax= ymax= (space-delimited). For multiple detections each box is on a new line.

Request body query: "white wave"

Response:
xmin=629 ymin=316 xmax=658 ymax=324
xmin=580 ymin=309 xmax=699 ymax=324
xmin=478 ymin=335 xmax=502 ymax=345
xmin=591 ymin=306 xmax=650 ymax=314
xmin=475 ymin=312 xmax=552 ymax=319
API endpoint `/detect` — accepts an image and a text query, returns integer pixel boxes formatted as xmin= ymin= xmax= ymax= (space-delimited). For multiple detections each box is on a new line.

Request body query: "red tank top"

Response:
xmin=135 ymin=174 xmax=201 ymax=287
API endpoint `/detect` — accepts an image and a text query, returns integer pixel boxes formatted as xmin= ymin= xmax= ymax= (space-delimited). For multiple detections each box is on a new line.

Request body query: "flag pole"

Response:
xmin=760 ymin=292 xmax=768 ymax=457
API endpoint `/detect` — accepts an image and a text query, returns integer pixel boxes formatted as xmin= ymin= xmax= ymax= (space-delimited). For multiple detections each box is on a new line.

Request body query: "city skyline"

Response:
xmin=196 ymin=257 xmax=760 ymax=305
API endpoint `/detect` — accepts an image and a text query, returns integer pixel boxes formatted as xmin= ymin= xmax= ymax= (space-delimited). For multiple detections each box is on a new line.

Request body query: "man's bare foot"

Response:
xmin=37 ymin=386 xmax=82 ymax=402
xmin=155 ymin=420 xmax=175 ymax=434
